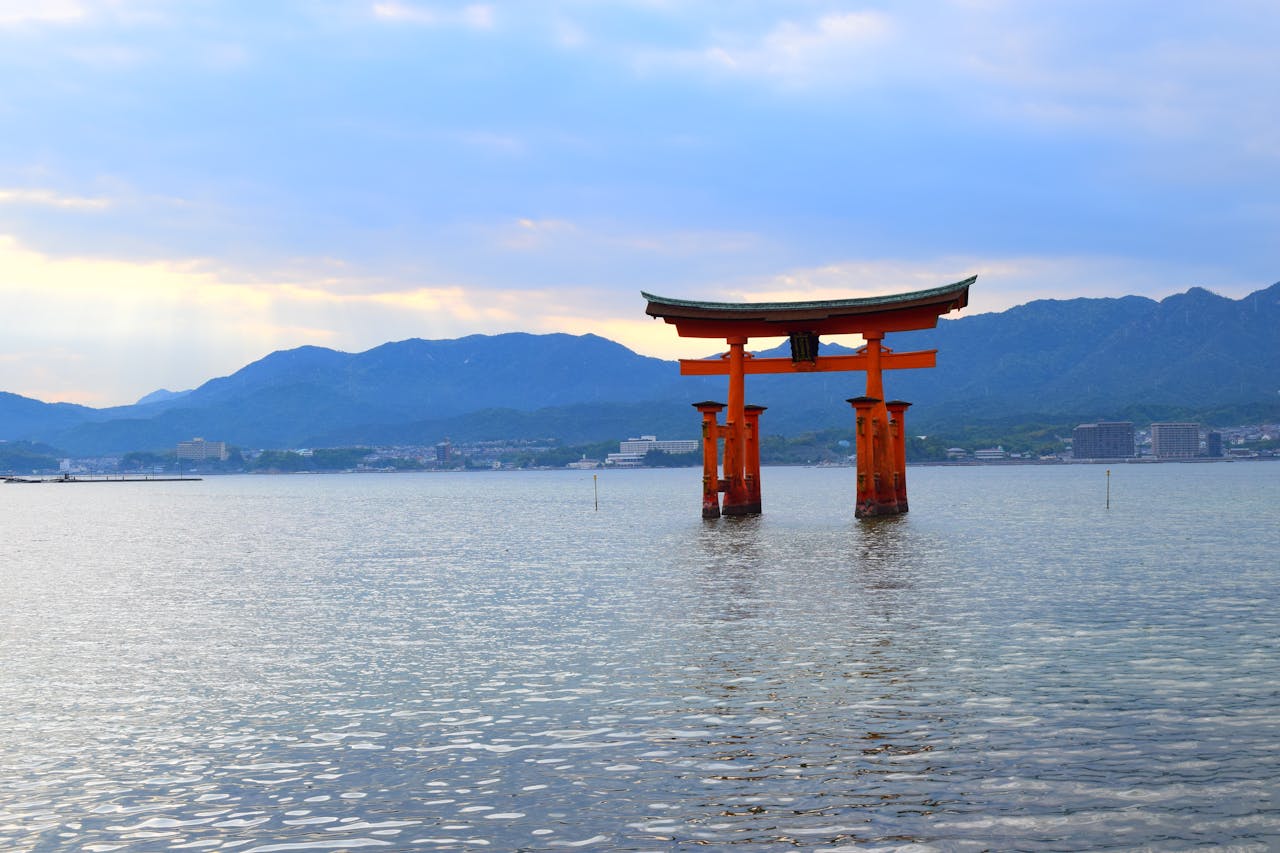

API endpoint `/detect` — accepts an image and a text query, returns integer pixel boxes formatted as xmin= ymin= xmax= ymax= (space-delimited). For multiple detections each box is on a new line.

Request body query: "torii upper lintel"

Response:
xmin=641 ymin=276 xmax=972 ymax=339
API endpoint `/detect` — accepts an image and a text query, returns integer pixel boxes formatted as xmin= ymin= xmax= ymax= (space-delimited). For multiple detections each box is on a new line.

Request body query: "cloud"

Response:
xmin=371 ymin=2 xmax=495 ymax=29
xmin=500 ymin=218 xmax=580 ymax=250
xmin=616 ymin=2 xmax=1279 ymax=168
xmin=962 ymin=25 xmax=1272 ymax=140
xmin=452 ymin=130 xmax=526 ymax=155
xmin=0 ymin=188 xmax=112 ymax=210
xmin=553 ymin=18 xmax=587 ymax=48
xmin=747 ymin=11 xmax=894 ymax=76
xmin=200 ymin=41 xmax=251 ymax=71
xmin=0 ymin=1 xmax=87 ymax=26
xmin=637 ymin=10 xmax=894 ymax=88
xmin=485 ymin=217 xmax=763 ymax=262
xmin=0 ymin=0 xmax=167 ymax=28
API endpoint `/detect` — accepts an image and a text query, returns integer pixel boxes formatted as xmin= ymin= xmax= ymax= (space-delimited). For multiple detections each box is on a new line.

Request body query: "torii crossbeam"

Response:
xmin=643 ymin=276 xmax=973 ymax=519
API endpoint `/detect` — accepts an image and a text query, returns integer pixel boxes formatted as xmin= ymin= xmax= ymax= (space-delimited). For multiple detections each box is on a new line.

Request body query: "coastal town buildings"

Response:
xmin=13 ymin=421 xmax=1279 ymax=478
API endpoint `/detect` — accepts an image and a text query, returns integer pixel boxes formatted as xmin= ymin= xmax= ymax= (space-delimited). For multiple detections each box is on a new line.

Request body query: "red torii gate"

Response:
xmin=642 ymin=276 xmax=973 ymax=519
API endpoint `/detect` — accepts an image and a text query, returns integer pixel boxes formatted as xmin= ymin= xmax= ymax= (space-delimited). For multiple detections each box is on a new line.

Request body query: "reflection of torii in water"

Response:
xmin=642 ymin=276 xmax=974 ymax=519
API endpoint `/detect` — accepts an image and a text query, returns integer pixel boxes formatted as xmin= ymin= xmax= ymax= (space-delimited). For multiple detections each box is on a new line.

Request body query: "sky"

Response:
xmin=2 ymin=0 xmax=1278 ymax=406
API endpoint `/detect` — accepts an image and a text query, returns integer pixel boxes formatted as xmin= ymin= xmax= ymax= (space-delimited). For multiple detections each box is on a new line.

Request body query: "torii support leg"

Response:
xmin=849 ymin=396 xmax=885 ymax=517
xmin=846 ymin=402 xmax=906 ymax=518
xmin=743 ymin=405 xmax=766 ymax=514
xmin=721 ymin=337 xmax=753 ymax=516
xmin=693 ymin=401 xmax=725 ymax=519
xmin=850 ymin=333 xmax=905 ymax=518
xmin=886 ymin=400 xmax=911 ymax=512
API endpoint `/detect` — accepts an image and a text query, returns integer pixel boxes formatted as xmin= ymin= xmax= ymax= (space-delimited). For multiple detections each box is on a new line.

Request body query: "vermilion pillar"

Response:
xmin=886 ymin=400 xmax=911 ymax=512
xmin=743 ymin=404 xmax=766 ymax=514
xmin=848 ymin=396 xmax=881 ymax=518
xmin=693 ymin=401 xmax=725 ymax=519
xmin=721 ymin=337 xmax=752 ymax=516
xmin=863 ymin=333 xmax=886 ymax=400
xmin=860 ymin=333 xmax=899 ymax=515
xmin=871 ymin=412 xmax=897 ymax=511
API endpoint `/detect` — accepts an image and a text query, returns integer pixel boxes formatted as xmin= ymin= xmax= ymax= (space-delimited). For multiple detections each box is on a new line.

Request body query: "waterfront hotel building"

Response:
xmin=175 ymin=437 xmax=229 ymax=462
xmin=1072 ymin=421 xmax=1135 ymax=459
xmin=1151 ymin=422 xmax=1201 ymax=458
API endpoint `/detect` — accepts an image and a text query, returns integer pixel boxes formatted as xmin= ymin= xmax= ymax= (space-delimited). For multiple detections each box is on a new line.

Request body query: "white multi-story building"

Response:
xmin=176 ymin=437 xmax=229 ymax=462
xmin=606 ymin=435 xmax=699 ymax=466
xmin=618 ymin=435 xmax=699 ymax=455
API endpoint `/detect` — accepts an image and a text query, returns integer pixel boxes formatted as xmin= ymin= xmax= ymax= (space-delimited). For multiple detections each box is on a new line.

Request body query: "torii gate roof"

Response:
xmin=643 ymin=275 xmax=974 ymax=338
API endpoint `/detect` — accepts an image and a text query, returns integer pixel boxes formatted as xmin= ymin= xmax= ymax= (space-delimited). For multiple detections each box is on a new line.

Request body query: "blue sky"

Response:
xmin=2 ymin=1 xmax=1277 ymax=405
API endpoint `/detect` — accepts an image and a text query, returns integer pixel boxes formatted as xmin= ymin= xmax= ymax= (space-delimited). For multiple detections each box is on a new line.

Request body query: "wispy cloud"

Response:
xmin=635 ymin=10 xmax=895 ymax=88
xmin=0 ymin=188 xmax=111 ymax=209
xmin=0 ymin=1 xmax=87 ymax=26
xmin=372 ymin=2 xmax=495 ymax=29
xmin=552 ymin=17 xmax=587 ymax=48
xmin=488 ymin=217 xmax=762 ymax=259
xmin=618 ymin=1 xmax=1280 ymax=163
xmin=452 ymin=130 xmax=526 ymax=156
xmin=0 ymin=0 xmax=167 ymax=28
xmin=500 ymin=218 xmax=579 ymax=250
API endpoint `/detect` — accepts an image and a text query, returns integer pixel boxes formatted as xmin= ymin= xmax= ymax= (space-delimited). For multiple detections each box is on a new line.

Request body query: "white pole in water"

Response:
xmin=594 ymin=474 xmax=598 ymax=511
xmin=1106 ymin=468 xmax=1111 ymax=509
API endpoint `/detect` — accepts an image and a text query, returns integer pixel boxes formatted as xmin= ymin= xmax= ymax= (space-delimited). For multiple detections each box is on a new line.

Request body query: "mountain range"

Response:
xmin=3 ymin=282 xmax=1278 ymax=455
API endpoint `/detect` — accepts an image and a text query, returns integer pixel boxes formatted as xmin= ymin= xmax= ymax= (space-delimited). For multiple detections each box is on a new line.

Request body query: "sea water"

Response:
xmin=1 ymin=463 xmax=1277 ymax=850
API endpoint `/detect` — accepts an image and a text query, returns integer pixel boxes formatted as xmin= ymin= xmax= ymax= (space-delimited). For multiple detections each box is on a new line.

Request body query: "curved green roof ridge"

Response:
xmin=642 ymin=275 xmax=974 ymax=312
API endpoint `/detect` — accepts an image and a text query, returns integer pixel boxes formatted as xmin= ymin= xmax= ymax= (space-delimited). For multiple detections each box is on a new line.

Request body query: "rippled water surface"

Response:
xmin=2 ymin=464 xmax=1278 ymax=851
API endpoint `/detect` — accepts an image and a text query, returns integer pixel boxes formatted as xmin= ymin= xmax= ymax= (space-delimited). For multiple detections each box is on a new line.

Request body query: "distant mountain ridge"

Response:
xmin=2 ymin=282 xmax=1278 ymax=454
xmin=134 ymin=388 xmax=191 ymax=406
xmin=883 ymin=283 xmax=1280 ymax=418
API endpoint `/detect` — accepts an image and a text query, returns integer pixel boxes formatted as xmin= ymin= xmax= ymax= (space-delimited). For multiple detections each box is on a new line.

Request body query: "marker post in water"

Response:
xmin=594 ymin=474 xmax=598 ymax=511
xmin=1106 ymin=468 xmax=1111 ymax=509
